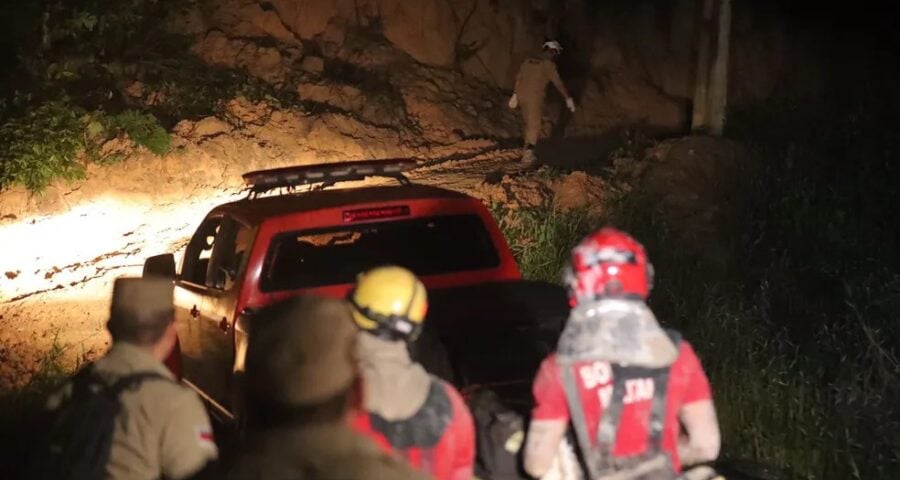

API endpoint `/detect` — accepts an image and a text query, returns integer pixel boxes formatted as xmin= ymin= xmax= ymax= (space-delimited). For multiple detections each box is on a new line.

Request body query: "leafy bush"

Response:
xmin=0 ymin=0 xmax=288 ymax=192
xmin=0 ymin=100 xmax=90 ymax=191
xmin=105 ymin=110 xmax=170 ymax=155
xmin=0 ymin=99 xmax=170 ymax=192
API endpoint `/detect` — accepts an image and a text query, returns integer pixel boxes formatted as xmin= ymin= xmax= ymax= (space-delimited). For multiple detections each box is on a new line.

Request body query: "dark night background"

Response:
xmin=1 ymin=1 xmax=899 ymax=479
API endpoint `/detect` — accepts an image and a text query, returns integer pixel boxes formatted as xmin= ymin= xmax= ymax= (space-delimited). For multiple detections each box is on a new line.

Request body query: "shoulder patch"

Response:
xmin=194 ymin=425 xmax=216 ymax=448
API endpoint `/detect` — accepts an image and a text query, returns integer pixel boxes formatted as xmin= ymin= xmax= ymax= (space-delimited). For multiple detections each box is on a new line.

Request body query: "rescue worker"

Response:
xmin=523 ymin=228 xmax=721 ymax=480
xmin=348 ymin=266 xmax=476 ymax=480
xmin=42 ymin=277 xmax=218 ymax=480
xmin=509 ymin=40 xmax=577 ymax=166
xmin=229 ymin=295 xmax=430 ymax=480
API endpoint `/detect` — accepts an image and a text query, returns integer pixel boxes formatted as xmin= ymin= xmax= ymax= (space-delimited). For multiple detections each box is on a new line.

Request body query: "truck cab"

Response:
xmin=144 ymin=160 xmax=543 ymax=419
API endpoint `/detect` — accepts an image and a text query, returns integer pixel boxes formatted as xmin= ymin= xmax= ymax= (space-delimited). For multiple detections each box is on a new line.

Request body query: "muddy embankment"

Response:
xmin=0 ymin=98 xmax=607 ymax=390
xmin=1 ymin=0 xmax=814 ymax=390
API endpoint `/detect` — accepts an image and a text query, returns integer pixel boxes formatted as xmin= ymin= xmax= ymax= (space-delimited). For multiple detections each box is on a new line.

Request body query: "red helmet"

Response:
xmin=564 ymin=227 xmax=653 ymax=305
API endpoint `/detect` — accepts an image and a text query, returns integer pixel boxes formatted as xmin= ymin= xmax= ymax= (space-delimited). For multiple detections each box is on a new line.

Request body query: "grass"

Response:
xmin=0 ymin=1 xmax=896 ymax=477
xmin=491 ymin=203 xmax=598 ymax=282
xmin=491 ymin=100 xmax=900 ymax=479
xmin=0 ymin=336 xmax=76 ymax=480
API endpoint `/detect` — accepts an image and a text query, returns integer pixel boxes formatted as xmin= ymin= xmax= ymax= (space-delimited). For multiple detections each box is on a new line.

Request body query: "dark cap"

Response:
xmin=245 ymin=295 xmax=357 ymax=407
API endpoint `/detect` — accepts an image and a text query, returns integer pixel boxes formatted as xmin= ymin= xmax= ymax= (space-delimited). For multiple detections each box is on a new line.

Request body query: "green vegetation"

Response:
xmin=0 ymin=99 xmax=91 ymax=191
xmin=105 ymin=110 xmax=171 ymax=156
xmin=491 ymin=204 xmax=595 ymax=282
xmin=0 ymin=336 xmax=76 ymax=479
xmin=494 ymin=100 xmax=900 ymax=479
xmin=0 ymin=98 xmax=181 ymax=191
xmin=0 ymin=0 xmax=293 ymax=193
xmin=7 ymin=336 xmax=75 ymax=404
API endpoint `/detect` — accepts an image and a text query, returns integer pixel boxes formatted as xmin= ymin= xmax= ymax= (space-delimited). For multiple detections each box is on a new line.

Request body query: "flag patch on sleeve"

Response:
xmin=195 ymin=426 xmax=215 ymax=446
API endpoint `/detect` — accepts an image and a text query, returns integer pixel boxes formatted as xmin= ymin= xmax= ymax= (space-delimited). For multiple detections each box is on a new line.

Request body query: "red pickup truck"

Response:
xmin=144 ymin=159 xmax=567 ymax=420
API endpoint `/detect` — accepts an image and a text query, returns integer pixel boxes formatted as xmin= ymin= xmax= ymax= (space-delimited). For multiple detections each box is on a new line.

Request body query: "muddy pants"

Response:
xmin=520 ymin=100 xmax=543 ymax=147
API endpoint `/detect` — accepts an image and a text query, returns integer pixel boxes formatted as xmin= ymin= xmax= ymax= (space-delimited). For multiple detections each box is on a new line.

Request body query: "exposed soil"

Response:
xmin=0 ymin=132 xmax=754 ymax=392
xmin=0 ymin=0 xmax=759 ymax=392
xmin=0 ymin=130 xmax=613 ymax=391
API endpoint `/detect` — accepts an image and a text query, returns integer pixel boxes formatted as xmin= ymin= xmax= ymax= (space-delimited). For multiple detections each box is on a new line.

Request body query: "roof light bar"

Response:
xmin=242 ymin=159 xmax=418 ymax=197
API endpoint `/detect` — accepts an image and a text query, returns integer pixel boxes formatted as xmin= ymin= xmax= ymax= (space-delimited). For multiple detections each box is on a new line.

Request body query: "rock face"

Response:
xmin=189 ymin=0 xmax=828 ymax=134
xmin=0 ymin=0 xmax=831 ymax=390
xmin=191 ymin=31 xmax=297 ymax=86
xmin=206 ymin=0 xmax=303 ymax=45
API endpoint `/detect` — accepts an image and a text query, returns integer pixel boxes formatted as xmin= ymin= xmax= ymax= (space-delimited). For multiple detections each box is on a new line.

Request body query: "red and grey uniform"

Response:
xmin=352 ymin=378 xmax=475 ymax=480
xmin=531 ymin=334 xmax=712 ymax=474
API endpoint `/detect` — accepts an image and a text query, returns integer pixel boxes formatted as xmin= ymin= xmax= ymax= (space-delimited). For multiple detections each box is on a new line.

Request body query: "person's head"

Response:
xmin=542 ymin=40 xmax=563 ymax=59
xmin=107 ymin=277 xmax=177 ymax=360
xmin=563 ymin=227 xmax=654 ymax=307
xmin=243 ymin=295 xmax=358 ymax=429
xmin=347 ymin=265 xmax=428 ymax=343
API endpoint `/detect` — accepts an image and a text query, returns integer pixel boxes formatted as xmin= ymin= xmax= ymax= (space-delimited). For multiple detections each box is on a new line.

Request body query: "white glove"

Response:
xmin=508 ymin=94 xmax=518 ymax=109
xmin=566 ymin=97 xmax=576 ymax=113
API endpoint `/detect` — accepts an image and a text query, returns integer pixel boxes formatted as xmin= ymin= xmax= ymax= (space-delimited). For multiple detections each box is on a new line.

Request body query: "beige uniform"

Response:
xmin=228 ymin=423 xmax=433 ymax=480
xmin=47 ymin=343 xmax=218 ymax=480
xmin=514 ymin=55 xmax=571 ymax=146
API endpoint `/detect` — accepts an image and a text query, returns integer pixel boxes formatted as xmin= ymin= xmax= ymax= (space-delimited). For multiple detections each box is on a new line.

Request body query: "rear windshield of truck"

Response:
xmin=260 ymin=214 xmax=501 ymax=291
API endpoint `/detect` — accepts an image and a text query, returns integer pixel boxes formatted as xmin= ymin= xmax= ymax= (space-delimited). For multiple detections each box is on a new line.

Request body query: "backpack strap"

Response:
xmin=647 ymin=329 xmax=682 ymax=452
xmin=71 ymin=363 xmax=172 ymax=399
xmin=560 ymin=363 xmax=602 ymax=480
xmin=663 ymin=329 xmax=682 ymax=349
xmin=645 ymin=368 xmax=670 ymax=452
xmin=596 ymin=366 xmax=629 ymax=451
xmin=106 ymin=372 xmax=170 ymax=397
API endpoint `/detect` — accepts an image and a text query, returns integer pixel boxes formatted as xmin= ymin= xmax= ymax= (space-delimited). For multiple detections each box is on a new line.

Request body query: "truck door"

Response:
xmin=201 ymin=215 xmax=255 ymax=410
xmin=174 ymin=215 xmax=223 ymax=402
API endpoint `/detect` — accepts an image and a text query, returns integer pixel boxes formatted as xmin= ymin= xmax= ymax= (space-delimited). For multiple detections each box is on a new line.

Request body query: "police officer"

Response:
xmin=348 ymin=266 xmax=476 ymax=480
xmin=508 ymin=40 xmax=576 ymax=167
xmin=229 ymin=295 xmax=430 ymax=480
xmin=523 ymin=228 xmax=721 ymax=480
xmin=44 ymin=277 xmax=218 ymax=480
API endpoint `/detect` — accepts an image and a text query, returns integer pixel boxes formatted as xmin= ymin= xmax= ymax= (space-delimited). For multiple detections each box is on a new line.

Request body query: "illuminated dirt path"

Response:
xmin=0 ymin=145 xmax=536 ymax=391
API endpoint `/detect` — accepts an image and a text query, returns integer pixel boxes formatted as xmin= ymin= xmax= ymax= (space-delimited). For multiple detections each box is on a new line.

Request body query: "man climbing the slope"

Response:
xmin=509 ymin=40 xmax=577 ymax=168
xmin=348 ymin=265 xmax=476 ymax=480
xmin=522 ymin=228 xmax=721 ymax=480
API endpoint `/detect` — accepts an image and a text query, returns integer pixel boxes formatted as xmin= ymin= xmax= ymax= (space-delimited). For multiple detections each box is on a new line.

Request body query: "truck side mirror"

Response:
xmin=143 ymin=253 xmax=176 ymax=279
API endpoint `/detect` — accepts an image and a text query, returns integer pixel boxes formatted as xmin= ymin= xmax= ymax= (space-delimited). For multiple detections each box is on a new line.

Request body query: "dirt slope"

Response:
xmin=2 ymin=0 xmax=772 ymax=391
xmin=0 ymin=121 xmax=607 ymax=391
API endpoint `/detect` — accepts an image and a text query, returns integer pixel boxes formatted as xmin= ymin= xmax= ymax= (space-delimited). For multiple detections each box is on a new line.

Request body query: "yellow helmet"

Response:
xmin=348 ymin=265 xmax=428 ymax=341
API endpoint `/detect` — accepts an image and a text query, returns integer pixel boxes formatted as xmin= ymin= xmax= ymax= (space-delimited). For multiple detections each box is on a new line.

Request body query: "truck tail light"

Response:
xmin=342 ymin=205 xmax=410 ymax=223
